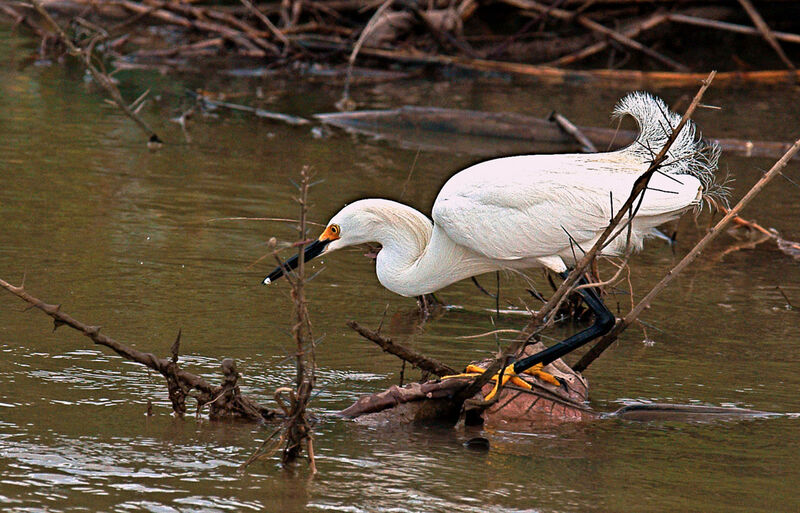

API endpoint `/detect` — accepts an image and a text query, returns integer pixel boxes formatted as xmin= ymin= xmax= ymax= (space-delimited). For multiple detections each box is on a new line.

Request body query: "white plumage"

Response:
xmin=266 ymin=92 xmax=722 ymax=297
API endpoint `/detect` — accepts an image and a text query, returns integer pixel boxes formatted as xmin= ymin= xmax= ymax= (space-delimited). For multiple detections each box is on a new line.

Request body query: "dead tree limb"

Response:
xmin=574 ymin=135 xmax=800 ymax=371
xmin=668 ymin=13 xmax=800 ymax=46
xmin=0 ymin=277 xmax=277 ymax=422
xmin=501 ymin=0 xmax=689 ymax=71
xmin=737 ymin=0 xmax=796 ymax=70
xmin=347 ymin=321 xmax=457 ymax=376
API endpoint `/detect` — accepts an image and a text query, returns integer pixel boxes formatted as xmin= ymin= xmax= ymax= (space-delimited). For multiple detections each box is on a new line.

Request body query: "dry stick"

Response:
xmin=502 ymin=0 xmax=688 ymax=71
xmin=457 ymin=71 xmax=716 ymax=403
xmin=240 ymin=0 xmax=291 ymax=49
xmin=574 ymin=136 xmax=800 ymax=372
xmin=347 ymin=321 xmax=457 ymax=376
xmin=340 ymin=0 xmax=394 ymax=108
xmin=158 ymin=0 xmax=280 ymax=55
xmin=737 ymin=0 xmax=796 ymax=71
xmin=279 ymin=166 xmax=317 ymax=472
xmin=719 ymin=207 xmax=800 ymax=260
xmin=668 ymin=13 xmax=800 ymax=46
xmin=548 ymin=11 xmax=668 ymax=67
xmin=550 ymin=111 xmax=597 ymax=153
xmin=0 ymin=277 xmax=276 ymax=421
xmin=29 ymin=0 xmax=162 ymax=143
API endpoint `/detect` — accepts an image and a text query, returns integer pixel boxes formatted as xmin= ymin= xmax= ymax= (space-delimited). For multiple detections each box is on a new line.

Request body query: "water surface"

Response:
xmin=1 ymin=28 xmax=799 ymax=512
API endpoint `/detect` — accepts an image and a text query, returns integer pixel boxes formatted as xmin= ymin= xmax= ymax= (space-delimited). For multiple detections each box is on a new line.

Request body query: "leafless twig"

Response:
xmin=29 ymin=0 xmax=163 ymax=144
xmin=575 ymin=134 xmax=800 ymax=371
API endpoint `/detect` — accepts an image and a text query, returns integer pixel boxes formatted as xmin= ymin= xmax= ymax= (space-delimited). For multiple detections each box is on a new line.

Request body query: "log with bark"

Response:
xmin=315 ymin=105 xmax=799 ymax=161
xmin=339 ymin=324 xmax=770 ymax=426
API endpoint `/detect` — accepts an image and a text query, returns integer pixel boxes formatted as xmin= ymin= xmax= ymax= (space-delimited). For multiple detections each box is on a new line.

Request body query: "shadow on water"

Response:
xmin=1 ymin=26 xmax=800 ymax=513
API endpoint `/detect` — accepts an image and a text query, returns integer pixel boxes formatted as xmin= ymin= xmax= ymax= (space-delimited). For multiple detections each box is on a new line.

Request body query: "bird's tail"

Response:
xmin=613 ymin=92 xmax=727 ymax=206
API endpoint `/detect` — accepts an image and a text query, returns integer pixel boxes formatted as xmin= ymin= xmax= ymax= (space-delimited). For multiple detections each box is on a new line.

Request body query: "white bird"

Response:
xmin=264 ymin=92 xmax=722 ymax=375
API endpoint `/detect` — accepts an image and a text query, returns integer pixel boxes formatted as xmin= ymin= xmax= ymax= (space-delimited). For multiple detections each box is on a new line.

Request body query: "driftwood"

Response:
xmin=316 ymin=106 xmax=798 ymax=161
xmin=339 ymin=340 xmax=770 ymax=426
xmin=0 ymin=277 xmax=279 ymax=422
xmin=340 ymin=343 xmax=592 ymax=428
xmin=3 ymin=0 xmax=800 ymax=85
xmin=347 ymin=321 xmax=457 ymax=377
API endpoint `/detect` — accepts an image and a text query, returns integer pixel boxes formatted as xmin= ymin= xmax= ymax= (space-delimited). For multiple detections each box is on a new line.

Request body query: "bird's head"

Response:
xmin=261 ymin=200 xmax=389 ymax=285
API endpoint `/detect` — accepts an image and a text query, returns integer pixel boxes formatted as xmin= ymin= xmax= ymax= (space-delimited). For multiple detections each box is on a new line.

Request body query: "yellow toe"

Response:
xmin=522 ymin=363 xmax=561 ymax=386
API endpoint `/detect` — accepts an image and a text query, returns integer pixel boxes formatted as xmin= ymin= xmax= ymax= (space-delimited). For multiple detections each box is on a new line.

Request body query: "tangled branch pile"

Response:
xmin=3 ymin=0 xmax=799 ymax=78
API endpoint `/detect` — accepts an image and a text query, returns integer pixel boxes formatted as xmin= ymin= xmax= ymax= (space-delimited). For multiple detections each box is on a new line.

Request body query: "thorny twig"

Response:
xmin=244 ymin=166 xmax=318 ymax=473
xmin=575 ymin=135 xmax=800 ymax=371
xmin=0 ymin=277 xmax=277 ymax=421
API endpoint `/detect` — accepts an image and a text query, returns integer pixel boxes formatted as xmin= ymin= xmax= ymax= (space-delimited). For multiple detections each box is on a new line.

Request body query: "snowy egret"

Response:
xmin=264 ymin=92 xmax=722 ymax=375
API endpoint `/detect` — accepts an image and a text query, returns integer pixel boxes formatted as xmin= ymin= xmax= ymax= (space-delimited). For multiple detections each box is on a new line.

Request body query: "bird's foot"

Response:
xmin=441 ymin=363 xmax=560 ymax=402
xmin=519 ymin=362 xmax=561 ymax=387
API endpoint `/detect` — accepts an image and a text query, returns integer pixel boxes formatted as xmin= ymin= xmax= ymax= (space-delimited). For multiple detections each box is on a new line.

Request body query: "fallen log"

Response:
xmin=339 ymin=342 xmax=592 ymax=428
xmin=315 ymin=106 xmax=798 ymax=161
xmin=338 ymin=343 xmax=769 ymax=427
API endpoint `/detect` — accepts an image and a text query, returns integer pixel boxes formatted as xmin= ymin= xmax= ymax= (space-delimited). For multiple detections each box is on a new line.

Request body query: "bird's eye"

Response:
xmin=330 ymin=224 xmax=340 ymax=235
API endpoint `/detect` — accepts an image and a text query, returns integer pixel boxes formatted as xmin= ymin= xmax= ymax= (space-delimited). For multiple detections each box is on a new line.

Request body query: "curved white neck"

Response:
xmin=374 ymin=221 xmax=498 ymax=297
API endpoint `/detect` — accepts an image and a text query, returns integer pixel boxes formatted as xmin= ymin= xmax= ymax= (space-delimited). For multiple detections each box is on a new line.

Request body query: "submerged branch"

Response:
xmin=0 ymin=277 xmax=277 ymax=422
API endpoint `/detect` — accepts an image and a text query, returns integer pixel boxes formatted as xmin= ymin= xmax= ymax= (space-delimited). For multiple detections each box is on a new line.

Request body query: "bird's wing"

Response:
xmin=432 ymin=155 xmax=702 ymax=261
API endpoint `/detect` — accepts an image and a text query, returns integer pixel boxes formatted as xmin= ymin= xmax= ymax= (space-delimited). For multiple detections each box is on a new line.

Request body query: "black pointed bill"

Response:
xmin=262 ymin=238 xmax=331 ymax=285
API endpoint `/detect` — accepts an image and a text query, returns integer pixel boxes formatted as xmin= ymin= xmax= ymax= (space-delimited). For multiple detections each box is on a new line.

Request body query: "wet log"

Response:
xmin=605 ymin=403 xmax=771 ymax=421
xmin=340 ymin=342 xmax=592 ymax=428
xmin=316 ymin=106 xmax=799 ymax=161
xmin=339 ymin=353 xmax=771 ymax=427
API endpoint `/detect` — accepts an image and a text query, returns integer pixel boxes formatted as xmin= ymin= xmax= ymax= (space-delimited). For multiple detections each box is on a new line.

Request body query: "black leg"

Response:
xmin=513 ymin=272 xmax=615 ymax=375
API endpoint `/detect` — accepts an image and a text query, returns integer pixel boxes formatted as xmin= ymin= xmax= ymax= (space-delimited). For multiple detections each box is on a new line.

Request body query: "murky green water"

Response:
xmin=2 ymin=28 xmax=800 ymax=512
